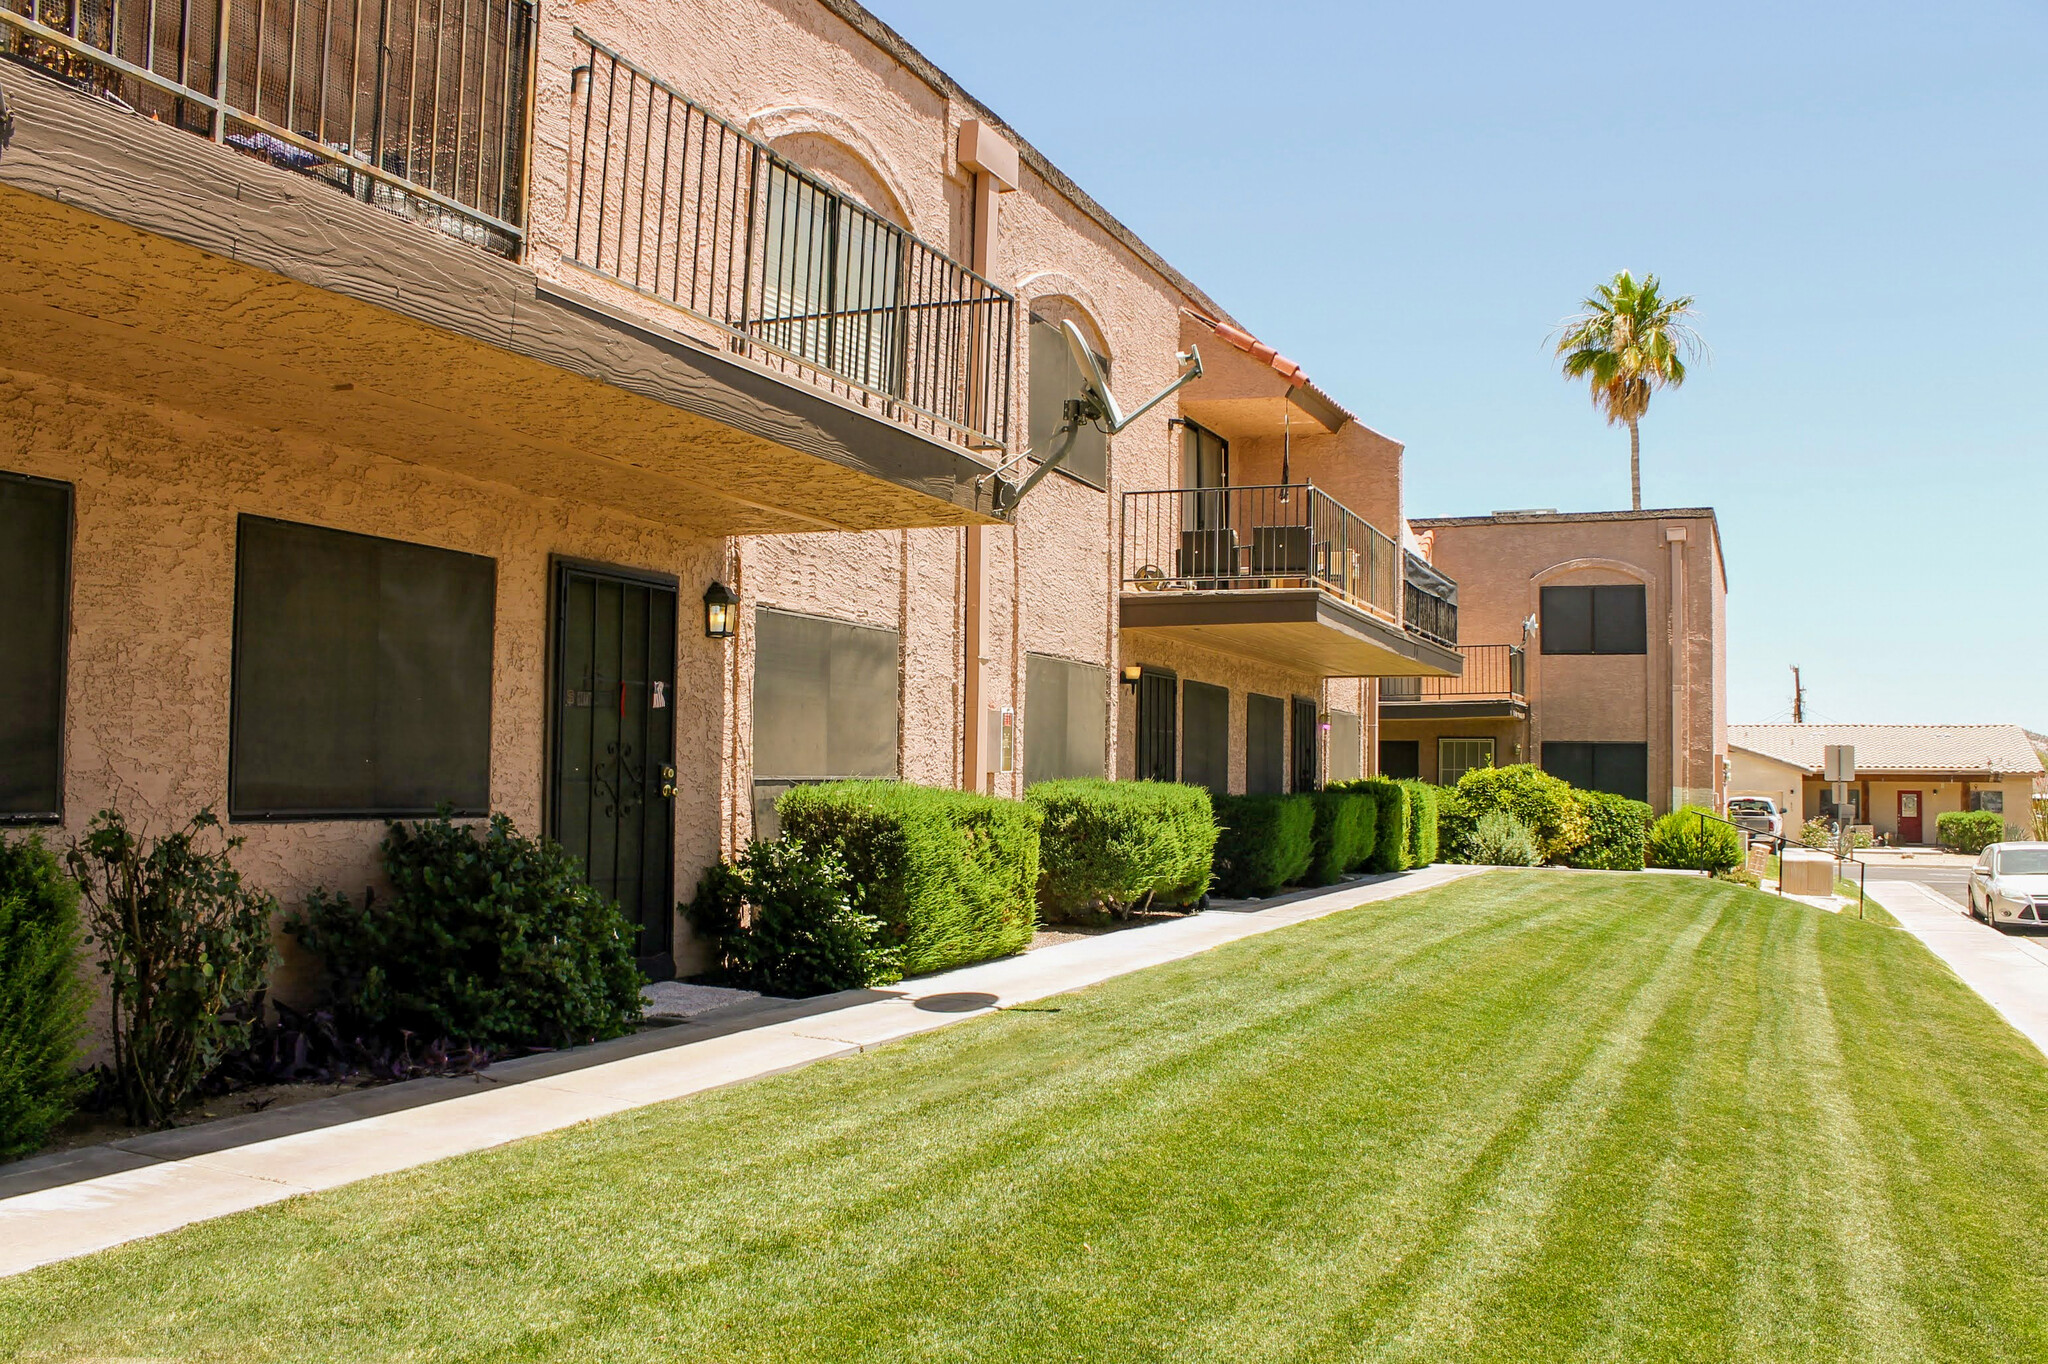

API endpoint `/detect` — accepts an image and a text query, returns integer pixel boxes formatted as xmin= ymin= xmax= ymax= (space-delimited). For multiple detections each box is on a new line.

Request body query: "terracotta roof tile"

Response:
xmin=1728 ymin=724 xmax=2045 ymax=775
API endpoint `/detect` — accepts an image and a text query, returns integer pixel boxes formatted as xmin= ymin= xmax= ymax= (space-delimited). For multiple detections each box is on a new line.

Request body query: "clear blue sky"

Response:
xmin=867 ymin=0 xmax=2047 ymax=732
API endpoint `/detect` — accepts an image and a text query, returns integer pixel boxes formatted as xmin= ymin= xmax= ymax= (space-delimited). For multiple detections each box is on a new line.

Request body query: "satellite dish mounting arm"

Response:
xmin=979 ymin=320 xmax=1204 ymax=517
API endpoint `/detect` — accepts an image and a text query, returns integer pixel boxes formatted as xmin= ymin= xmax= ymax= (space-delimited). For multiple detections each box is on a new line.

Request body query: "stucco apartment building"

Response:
xmin=1378 ymin=509 xmax=1727 ymax=813
xmin=1729 ymin=725 xmax=2043 ymax=845
xmin=0 ymin=0 xmax=1456 ymax=980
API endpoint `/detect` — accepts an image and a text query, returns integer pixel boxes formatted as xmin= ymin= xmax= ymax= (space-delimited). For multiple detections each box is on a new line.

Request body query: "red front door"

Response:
xmin=1898 ymin=790 xmax=1923 ymax=844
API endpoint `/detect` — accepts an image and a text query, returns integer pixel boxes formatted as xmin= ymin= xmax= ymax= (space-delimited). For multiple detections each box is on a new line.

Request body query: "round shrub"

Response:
xmin=1468 ymin=811 xmax=1542 ymax=866
xmin=1646 ymin=805 xmax=1743 ymax=874
xmin=685 ymin=840 xmax=899 ymax=996
xmin=1567 ymin=791 xmax=1655 ymax=871
xmin=1455 ymin=765 xmax=1588 ymax=863
xmin=1029 ymin=779 xmax=1216 ymax=920
xmin=1937 ymin=810 xmax=2004 ymax=855
xmin=1210 ymin=795 xmax=1315 ymax=898
xmin=1435 ymin=785 xmax=1477 ymax=864
xmin=0 ymin=834 xmax=90 ymax=1159
xmin=290 ymin=812 xmax=645 ymax=1051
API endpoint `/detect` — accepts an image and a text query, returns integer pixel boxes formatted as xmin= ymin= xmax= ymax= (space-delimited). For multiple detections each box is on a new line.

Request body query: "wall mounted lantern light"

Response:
xmin=1120 ymin=665 xmax=1143 ymax=691
xmin=703 ymin=581 xmax=738 ymax=639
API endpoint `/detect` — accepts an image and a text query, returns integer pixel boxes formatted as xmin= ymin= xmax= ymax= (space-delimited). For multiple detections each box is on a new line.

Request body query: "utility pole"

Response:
xmin=1790 ymin=666 xmax=1804 ymax=723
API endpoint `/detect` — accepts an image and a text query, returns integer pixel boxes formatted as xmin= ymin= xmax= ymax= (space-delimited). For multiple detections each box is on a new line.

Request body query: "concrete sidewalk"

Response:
xmin=1865 ymin=879 xmax=2048 ymax=1057
xmin=0 ymin=863 xmax=1485 ymax=1278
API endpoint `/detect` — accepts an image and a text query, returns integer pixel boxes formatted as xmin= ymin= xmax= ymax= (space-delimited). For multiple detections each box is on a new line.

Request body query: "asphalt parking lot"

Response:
xmin=1861 ymin=863 xmax=1969 ymax=909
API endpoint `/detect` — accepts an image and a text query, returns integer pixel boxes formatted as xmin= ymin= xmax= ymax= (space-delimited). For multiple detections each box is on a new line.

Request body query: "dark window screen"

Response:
xmin=1135 ymin=670 xmax=1177 ymax=783
xmin=1291 ymin=695 xmax=1319 ymax=792
xmin=0 ymin=474 xmax=71 ymax=822
xmin=1543 ymin=742 xmax=1650 ymax=803
xmin=1542 ymin=584 xmax=1646 ymax=655
xmin=1024 ymin=653 xmax=1107 ymax=785
xmin=1379 ymin=739 xmax=1420 ymax=781
xmin=1182 ymin=680 xmax=1229 ymax=794
xmin=1246 ymin=693 xmax=1286 ymax=794
xmin=1029 ymin=316 xmax=1109 ymax=488
xmin=752 ymin=609 xmax=901 ymax=837
xmin=231 ymin=517 xmax=495 ymax=819
xmin=1326 ymin=711 xmax=1363 ymax=782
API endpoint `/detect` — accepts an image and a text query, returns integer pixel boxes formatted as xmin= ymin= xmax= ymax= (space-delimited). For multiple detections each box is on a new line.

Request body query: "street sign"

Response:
xmin=1824 ymin=744 xmax=1856 ymax=783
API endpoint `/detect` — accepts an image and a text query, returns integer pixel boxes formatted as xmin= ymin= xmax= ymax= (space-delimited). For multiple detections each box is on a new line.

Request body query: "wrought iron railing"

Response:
xmin=1403 ymin=577 xmax=1458 ymax=647
xmin=1119 ymin=483 xmax=1399 ymax=620
xmin=1380 ymin=643 xmax=1522 ymax=703
xmin=0 ymin=0 xmax=532 ymax=254
xmin=565 ymin=31 xmax=1014 ymax=453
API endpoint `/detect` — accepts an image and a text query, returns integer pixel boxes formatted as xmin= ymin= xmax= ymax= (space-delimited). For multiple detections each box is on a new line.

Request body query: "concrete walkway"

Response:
xmin=1865 ymin=879 xmax=2048 ymax=1057
xmin=0 ymin=863 xmax=1485 ymax=1278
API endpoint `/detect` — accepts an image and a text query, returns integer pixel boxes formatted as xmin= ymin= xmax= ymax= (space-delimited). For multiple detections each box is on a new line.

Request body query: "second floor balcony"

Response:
xmin=1380 ymin=643 xmax=1527 ymax=718
xmin=1118 ymin=483 xmax=1462 ymax=681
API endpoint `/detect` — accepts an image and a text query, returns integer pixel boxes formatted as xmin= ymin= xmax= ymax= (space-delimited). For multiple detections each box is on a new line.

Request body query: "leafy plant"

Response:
xmin=1554 ymin=270 xmax=1703 ymax=510
xmin=1468 ymin=811 xmax=1542 ymax=866
xmin=1307 ymin=790 xmax=1378 ymax=885
xmin=1328 ymin=780 xmax=1411 ymax=873
xmin=1567 ymin=791 xmax=1655 ymax=871
xmin=685 ymin=840 xmax=898 ymax=997
xmin=289 ymin=813 xmax=644 ymax=1052
xmin=1435 ymin=785 xmax=1477 ymax=864
xmin=1456 ymin=765 xmax=1588 ymax=864
xmin=1209 ymin=795 xmax=1316 ymax=898
xmin=0 ymin=834 xmax=91 ymax=1158
xmin=1399 ymin=781 xmax=1440 ymax=867
xmin=1029 ymin=779 xmax=1215 ymax=921
xmin=778 ymin=781 xmax=1041 ymax=975
xmin=1800 ymin=816 xmax=1870 ymax=850
xmin=68 ymin=810 xmax=278 ymax=1129
xmin=1937 ymin=810 xmax=2004 ymax=855
xmin=1646 ymin=805 xmax=1742 ymax=874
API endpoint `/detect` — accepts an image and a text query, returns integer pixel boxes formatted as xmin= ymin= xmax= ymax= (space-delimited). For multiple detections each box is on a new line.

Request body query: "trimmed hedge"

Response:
xmin=1567 ymin=791 xmax=1655 ymax=871
xmin=1210 ymin=794 xmax=1315 ymax=898
xmin=1938 ymin=810 xmax=2004 ymax=855
xmin=684 ymin=840 xmax=899 ymax=996
xmin=1399 ymin=781 xmax=1439 ymax=867
xmin=1029 ymin=779 xmax=1216 ymax=921
xmin=778 ymin=781 xmax=1041 ymax=975
xmin=1331 ymin=779 xmax=1411 ymax=873
xmin=1308 ymin=790 xmax=1378 ymax=885
xmin=1647 ymin=804 xmax=1743 ymax=873
xmin=1435 ymin=785 xmax=1476 ymax=864
xmin=1455 ymin=765 xmax=1588 ymax=864
xmin=0 ymin=834 xmax=90 ymax=1160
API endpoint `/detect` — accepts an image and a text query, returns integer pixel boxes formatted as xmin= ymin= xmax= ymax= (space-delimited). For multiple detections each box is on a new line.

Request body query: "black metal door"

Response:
xmin=551 ymin=565 xmax=678 ymax=978
xmin=1292 ymin=695 xmax=1319 ymax=792
xmin=1136 ymin=669 xmax=1177 ymax=783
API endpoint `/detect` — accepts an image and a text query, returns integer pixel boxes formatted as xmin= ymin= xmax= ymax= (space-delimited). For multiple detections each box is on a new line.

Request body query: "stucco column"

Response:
xmin=1667 ymin=525 xmax=1688 ymax=809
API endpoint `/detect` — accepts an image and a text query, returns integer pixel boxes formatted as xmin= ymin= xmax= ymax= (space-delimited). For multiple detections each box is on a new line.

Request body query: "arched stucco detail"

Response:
xmin=745 ymin=105 xmax=919 ymax=234
xmin=1014 ymin=271 xmax=1112 ymax=359
xmin=1530 ymin=555 xmax=1651 ymax=586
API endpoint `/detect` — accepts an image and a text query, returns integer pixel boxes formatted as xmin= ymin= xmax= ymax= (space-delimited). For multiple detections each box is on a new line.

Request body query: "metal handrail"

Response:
xmin=0 ymin=0 xmax=532 ymax=254
xmin=1703 ymin=809 xmax=1867 ymax=918
xmin=1118 ymin=482 xmax=1400 ymax=620
xmin=564 ymin=30 xmax=1014 ymax=452
xmin=1381 ymin=643 xmax=1522 ymax=702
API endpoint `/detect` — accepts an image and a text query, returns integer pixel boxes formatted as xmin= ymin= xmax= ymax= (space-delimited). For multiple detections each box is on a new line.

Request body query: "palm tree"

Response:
xmin=1554 ymin=272 xmax=1703 ymax=511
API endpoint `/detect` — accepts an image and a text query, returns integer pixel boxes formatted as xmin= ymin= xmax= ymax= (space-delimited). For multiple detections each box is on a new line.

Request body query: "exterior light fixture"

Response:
xmin=703 ymin=580 xmax=738 ymax=639
xmin=1120 ymin=665 xmax=1143 ymax=690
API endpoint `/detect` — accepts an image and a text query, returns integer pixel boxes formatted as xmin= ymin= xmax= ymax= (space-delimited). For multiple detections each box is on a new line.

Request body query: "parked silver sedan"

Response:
xmin=1967 ymin=843 xmax=2048 ymax=929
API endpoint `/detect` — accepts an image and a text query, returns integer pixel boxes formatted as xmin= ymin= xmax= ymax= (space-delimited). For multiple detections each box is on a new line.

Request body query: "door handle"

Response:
xmin=660 ymin=764 xmax=677 ymax=799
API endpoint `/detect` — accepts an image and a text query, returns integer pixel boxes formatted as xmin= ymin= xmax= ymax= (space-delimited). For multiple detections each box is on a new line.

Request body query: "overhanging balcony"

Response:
xmin=1380 ymin=644 xmax=1526 ymax=719
xmin=1118 ymin=484 xmax=1462 ymax=679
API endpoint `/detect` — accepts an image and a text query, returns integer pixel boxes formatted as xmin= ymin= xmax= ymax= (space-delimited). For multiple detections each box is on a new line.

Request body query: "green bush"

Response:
xmin=1400 ymin=781 xmax=1439 ymax=867
xmin=1210 ymin=795 xmax=1316 ymax=898
xmin=1567 ymin=791 xmax=1655 ymax=871
xmin=684 ymin=840 xmax=898 ymax=996
xmin=1799 ymin=816 xmax=1870 ymax=850
xmin=1646 ymin=805 xmax=1743 ymax=874
xmin=778 ymin=781 xmax=1040 ymax=976
xmin=1307 ymin=791 xmax=1378 ymax=885
xmin=0 ymin=834 xmax=91 ymax=1159
xmin=1938 ymin=810 xmax=2004 ymax=855
xmin=1029 ymin=780 xmax=1216 ymax=921
xmin=1331 ymin=779 xmax=1410 ymax=873
xmin=290 ymin=813 xmax=644 ymax=1053
xmin=1455 ymin=765 xmax=1589 ymax=864
xmin=70 ymin=810 xmax=279 ymax=1129
xmin=1469 ymin=810 xmax=1542 ymax=866
xmin=1435 ymin=785 xmax=1478 ymax=863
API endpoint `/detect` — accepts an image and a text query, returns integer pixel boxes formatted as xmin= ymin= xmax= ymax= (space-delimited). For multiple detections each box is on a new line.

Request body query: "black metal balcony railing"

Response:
xmin=1 ymin=0 xmax=533 ymax=254
xmin=1120 ymin=483 xmax=1400 ymax=621
xmin=1403 ymin=578 xmax=1457 ymax=647
xmin=566 ymin=32 xmax=1015 ymax=453
xmin=1381 ymin=643 xmax=1523 ymax=702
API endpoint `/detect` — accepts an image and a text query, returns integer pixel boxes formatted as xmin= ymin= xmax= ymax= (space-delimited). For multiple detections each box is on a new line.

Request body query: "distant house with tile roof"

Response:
xmin=1727 ymin=724 xmax=2043 ymax=845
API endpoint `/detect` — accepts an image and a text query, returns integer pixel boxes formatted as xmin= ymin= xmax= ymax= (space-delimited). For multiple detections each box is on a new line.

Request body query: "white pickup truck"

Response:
xmin=1726 ymin=796 xmax=1784 ymax=839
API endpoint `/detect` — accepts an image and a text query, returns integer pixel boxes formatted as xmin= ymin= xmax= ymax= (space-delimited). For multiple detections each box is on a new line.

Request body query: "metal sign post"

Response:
xmin=1824 ymin=744 xmax=1859 ymax=912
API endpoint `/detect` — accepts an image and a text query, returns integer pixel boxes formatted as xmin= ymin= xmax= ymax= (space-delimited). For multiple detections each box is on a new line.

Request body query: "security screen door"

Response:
xmin=551 ymin=565 xmax=678 ymax=977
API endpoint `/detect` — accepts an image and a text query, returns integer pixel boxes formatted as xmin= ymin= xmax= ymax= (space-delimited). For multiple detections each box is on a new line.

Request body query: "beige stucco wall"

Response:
xmin=1413 ymin=513 xmax=1726 ymax=813
xmin=1376 ymin=717 xmax=1528 ymax=784
xmin=1728 ymin=748 xmax=1803 ymax=831
xmin=1796 ymin=776 xmax=2039 ymax=844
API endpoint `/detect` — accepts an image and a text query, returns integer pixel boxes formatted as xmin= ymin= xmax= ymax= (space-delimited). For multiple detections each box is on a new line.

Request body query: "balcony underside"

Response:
xmin=0 ymin=67 xmax=999 ymax=535
xmin=1120 ymin=589 xmax=1461 ymax=679
xmin=1380 ymin=700 xmax=1529 ymax=721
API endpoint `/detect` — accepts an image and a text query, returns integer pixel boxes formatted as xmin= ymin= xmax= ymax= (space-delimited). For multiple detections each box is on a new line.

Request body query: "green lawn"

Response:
xmin=6 ymin=871 xmax=2048 ymax=1362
